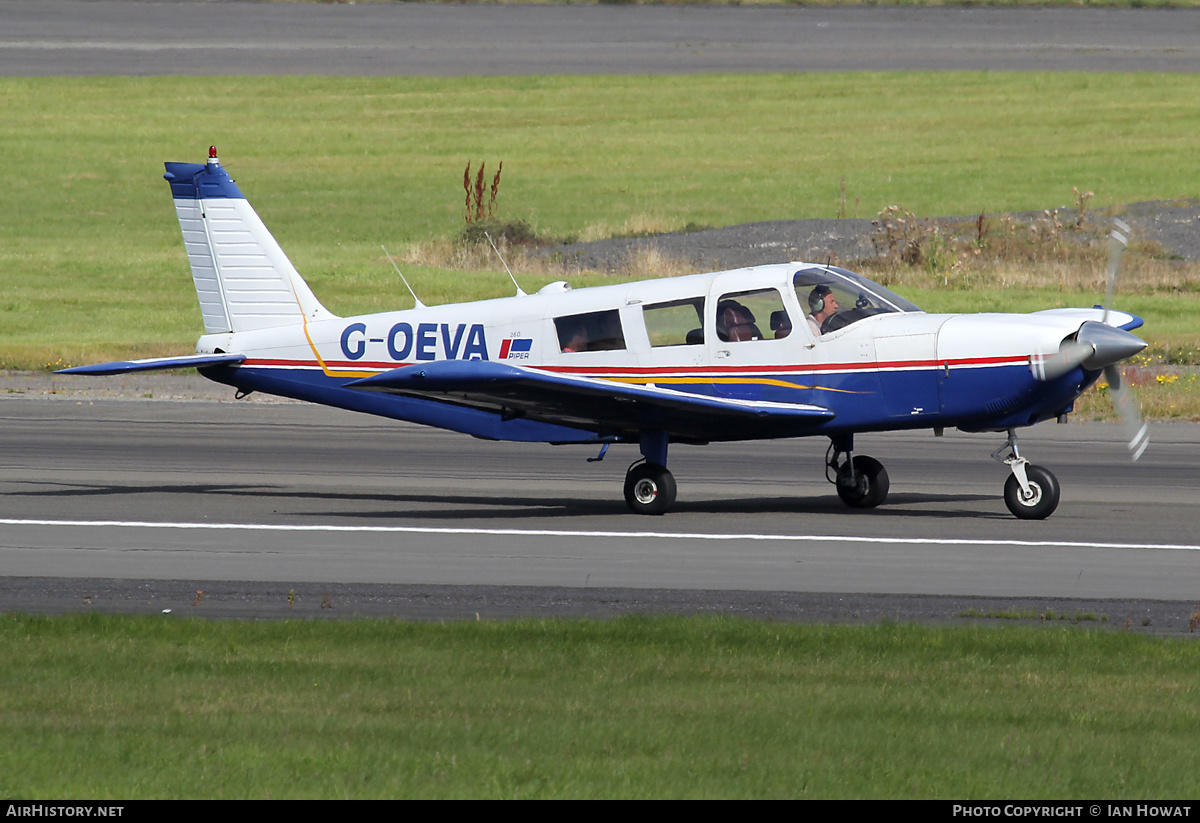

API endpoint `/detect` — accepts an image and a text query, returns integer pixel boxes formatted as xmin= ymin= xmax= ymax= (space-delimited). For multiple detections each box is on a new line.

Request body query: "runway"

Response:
xmin=3 ymin=2 xmax=1198 ymax=620
xmin=4 ymin=2 xmax=1200 ymax=75
xmin=1 ymin=392 xmax=1197 ymax=620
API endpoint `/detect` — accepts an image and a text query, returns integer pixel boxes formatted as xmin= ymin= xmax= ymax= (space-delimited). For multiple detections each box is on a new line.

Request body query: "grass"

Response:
xmin=2 ymin=613 xmax=1199 ymax=799
xmin=3 ymin=73 xmax=1199 ymax=413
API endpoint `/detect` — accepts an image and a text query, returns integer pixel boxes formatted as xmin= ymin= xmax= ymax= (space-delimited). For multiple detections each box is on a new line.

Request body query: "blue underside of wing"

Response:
xmin=342 ymin=359 xmax=836 ymax=443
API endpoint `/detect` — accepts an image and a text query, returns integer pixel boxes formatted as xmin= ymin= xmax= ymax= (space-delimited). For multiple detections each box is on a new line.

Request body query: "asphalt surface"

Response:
xmin=1 ymin=389 xmax=1198 ymax=631
xmin=4 ymin=2 xmax=1199 ymax=625
xmin=5 ymin=2 xmax=1200 ymax=75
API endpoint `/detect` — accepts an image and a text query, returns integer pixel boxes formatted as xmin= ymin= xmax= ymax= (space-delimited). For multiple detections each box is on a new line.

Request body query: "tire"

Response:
xmin=1003 ymin=464 xmax=1060 ymax=520
xmin=835 ymin=455 xmax=889 ymax=509
xmin=623 ymin=463 xmax=677 ymax=516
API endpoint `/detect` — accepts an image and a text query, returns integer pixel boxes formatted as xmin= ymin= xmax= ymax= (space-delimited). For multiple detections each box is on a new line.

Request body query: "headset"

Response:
xmin=807 ymin=284 xmax=832 ymax=314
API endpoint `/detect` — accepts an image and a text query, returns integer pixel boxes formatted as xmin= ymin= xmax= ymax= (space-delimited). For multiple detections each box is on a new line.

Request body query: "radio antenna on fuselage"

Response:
xmin=381 ymin=245 xmax=427 ymax=310
xmin=485 ymin=230 xmax=528 ymax=297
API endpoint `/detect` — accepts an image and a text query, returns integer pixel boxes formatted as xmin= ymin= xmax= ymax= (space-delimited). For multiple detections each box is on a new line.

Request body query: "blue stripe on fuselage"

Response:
xmin=199 ymin=360 xmax=1092 ymax=442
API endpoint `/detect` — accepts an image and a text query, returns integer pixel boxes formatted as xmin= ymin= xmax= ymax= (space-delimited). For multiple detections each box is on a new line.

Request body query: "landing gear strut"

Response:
xmin=827 ymin=435 xmax=889 ymax=509
xmin=623 ymin=430 xmax=676 ymax=516
xmin=992 ymin=429 xmax=1060 ymax=520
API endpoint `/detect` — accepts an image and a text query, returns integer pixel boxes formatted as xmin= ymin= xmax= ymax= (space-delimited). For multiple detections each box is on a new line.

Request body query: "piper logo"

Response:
xmin=499 ymin=338 xmax=532 ymax=360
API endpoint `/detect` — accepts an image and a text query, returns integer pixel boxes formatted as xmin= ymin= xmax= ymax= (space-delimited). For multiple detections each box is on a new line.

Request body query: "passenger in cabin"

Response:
xmin=716 ymin=300 xmax=761 ymax=342
xmin=559 ymin=320 xmax=588 ymax=353
xmin=806 ymin=285 xmax=839 ymax=337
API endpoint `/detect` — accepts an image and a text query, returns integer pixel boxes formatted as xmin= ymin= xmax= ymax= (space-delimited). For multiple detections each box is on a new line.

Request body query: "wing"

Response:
xmin=345 ymin=360 xmax=834 ymax=443
xmin=56 ymin=353 xmax=247 ymax=375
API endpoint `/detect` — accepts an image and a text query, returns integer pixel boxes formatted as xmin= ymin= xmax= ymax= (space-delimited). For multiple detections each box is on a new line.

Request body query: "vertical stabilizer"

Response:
xmin=163 ymin=147 xmax=335 ymax=334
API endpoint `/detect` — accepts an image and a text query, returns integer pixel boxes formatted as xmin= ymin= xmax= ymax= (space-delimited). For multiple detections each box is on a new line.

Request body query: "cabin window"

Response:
xmin=715 ymin=289 xmax=789 ymax=342
xmin=794 ymin=266 xmax=921 ymax=337
xmin=554 ymin=309 xmax=626 ymax=353
xmin=643 ymin=297 xmax=705 ymax=347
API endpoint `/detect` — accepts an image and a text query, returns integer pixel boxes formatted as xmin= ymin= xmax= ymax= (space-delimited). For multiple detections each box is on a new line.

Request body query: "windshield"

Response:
xmin=793 ymin=266 xmax=922 ymax=335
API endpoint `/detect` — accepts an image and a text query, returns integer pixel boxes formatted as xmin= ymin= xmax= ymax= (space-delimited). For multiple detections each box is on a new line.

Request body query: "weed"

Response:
xmin=463 ymin=160 xmax=503 ymax=225
xmin=459 ymin=218 xmax=540 ymax=249
xmin=1072 ymin=186 xmax=1094 ymax=229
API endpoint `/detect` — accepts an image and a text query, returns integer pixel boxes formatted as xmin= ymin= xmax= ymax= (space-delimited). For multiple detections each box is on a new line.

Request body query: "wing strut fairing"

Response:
xmin=345 ymin=359 xmax=835 ymax=443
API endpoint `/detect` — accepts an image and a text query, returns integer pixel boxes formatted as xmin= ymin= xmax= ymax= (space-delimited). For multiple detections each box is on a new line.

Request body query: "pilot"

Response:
xmin=807 ymin=285 xmax=839 ymax=337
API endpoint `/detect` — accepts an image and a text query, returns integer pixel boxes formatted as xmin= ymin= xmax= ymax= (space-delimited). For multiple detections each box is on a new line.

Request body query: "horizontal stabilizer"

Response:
xmin=345 ymin=360 xmax=834 ymax=442
xmin=56 ymin=353 xmax=246 ymax=376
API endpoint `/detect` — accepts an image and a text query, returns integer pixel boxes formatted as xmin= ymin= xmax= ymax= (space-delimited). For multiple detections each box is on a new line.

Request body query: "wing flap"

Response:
xmin=345 ymin=360 xmax=834 ymax=441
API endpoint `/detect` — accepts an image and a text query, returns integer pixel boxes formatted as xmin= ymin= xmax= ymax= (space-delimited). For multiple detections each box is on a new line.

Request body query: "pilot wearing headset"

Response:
xmin=806 ymin=284 xmax=839 ymax=337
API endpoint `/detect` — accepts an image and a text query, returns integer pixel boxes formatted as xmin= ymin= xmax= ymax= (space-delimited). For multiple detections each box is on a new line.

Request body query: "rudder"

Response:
xmin=163 ymin=147 xmax=334 ymax=334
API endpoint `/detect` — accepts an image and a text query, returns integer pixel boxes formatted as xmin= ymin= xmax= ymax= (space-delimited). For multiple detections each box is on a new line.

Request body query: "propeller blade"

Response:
xmin=1032 ymin=339 xmax=1094 ymax=381
xmin=1032 ymin=322 xmax=1146 ymax=382
xmin=1103 ymin=218 xmax=1129 ymax=326
xmin=1104 ymin=363 xmax=1150 ymax=461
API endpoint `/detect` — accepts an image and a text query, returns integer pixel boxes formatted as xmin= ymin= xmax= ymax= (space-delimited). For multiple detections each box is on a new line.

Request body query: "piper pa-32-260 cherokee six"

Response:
xmin=63 ymin=148 xmax=1151 ymax=519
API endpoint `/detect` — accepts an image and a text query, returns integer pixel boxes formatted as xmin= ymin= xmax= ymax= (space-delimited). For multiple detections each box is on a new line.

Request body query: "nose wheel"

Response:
xmin=993 ymin=430 xmax=1060 ymax=520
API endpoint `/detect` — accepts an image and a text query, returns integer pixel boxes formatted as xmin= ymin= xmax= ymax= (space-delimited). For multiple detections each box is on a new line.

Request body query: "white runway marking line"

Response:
xmin=2 ymin=518 xmax=1199 ymax=553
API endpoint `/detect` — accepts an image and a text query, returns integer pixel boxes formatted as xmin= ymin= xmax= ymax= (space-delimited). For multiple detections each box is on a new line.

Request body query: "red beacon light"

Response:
xmin=207 ymin=145 xmax=219 ymax=166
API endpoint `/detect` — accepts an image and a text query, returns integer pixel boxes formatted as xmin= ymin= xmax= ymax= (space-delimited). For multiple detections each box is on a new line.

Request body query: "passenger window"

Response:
xmin=554 ymin=309 xmax=626 ymax=353
xmin=643 ymin=297 xmax=705 ymax=347
xmin=715 ymin=289 xmax=789 ymax=342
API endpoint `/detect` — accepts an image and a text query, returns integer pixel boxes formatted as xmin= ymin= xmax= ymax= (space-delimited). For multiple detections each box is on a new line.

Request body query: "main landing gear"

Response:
xmin=826 ymin=434 xmax=890 ymax=509
xmin=615 ymin=429 xmax=1059 ymax=519
xmin=623 ymin=461 xmax=676 ymax=516
xmin=622 ymin=430 xmax=676 ymax=516
xmin=992 ymin=429 xmax=1060 ymax=520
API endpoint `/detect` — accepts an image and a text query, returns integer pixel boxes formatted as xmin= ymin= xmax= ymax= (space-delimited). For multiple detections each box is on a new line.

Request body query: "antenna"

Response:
xmin=485 ymin=231 xmax=527 ymax=297
xmin=381 ymin=245 xmax=426 ymax=310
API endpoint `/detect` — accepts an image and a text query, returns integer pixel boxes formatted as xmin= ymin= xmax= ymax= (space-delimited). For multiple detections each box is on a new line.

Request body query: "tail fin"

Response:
xmin=163 ymin=147 xmax=336 ymax=334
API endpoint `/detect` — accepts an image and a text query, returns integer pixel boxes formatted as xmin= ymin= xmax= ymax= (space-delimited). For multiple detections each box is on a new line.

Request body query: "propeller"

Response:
xmin=1032 ymin=218 xmax=1149 ymax=460
xmin=1100 ymin=219 xmax=1150 ymax=461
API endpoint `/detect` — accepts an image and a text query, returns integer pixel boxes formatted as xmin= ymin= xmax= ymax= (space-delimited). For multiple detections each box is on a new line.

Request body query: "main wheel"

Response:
xmin=835 ymin=455 xmax=889 ymax=509
xmin=623 ymin=462 xmax=676 ymax=516
xmin=1003 ymin=464 xmax=1060 ymax=520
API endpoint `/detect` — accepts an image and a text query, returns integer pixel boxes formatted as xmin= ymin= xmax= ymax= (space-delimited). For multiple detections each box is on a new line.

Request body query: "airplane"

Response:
xmin=61 ymin=147 xmax=1151 ymax=520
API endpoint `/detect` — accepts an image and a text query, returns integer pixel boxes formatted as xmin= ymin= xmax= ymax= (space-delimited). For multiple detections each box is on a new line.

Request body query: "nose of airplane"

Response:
xmin=1076 ymin=320 xmax=1148 ymax=371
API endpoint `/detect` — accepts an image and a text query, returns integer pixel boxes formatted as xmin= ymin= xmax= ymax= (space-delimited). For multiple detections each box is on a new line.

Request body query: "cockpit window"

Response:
xmin=554 ymin=309 xmax=625 ymax=353
xmin=794 ymin=266 xmax=921 ymax=336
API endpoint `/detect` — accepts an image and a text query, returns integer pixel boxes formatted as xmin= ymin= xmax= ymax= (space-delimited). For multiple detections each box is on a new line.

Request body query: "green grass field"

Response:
xmin=5 ymin=73 xmax=1198 ymax=413
xmin=2 ymin=614 xmax=1198 ymax=799
xmin=5 ymin=70 xmax=1200 ymax=799
xmin=3 ymin=74 xmax=1200 ymax=364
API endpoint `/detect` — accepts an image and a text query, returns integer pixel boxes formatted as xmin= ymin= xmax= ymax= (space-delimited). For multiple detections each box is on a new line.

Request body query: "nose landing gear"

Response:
xmin=993 ymin=429 xmax=1060 ymax=520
